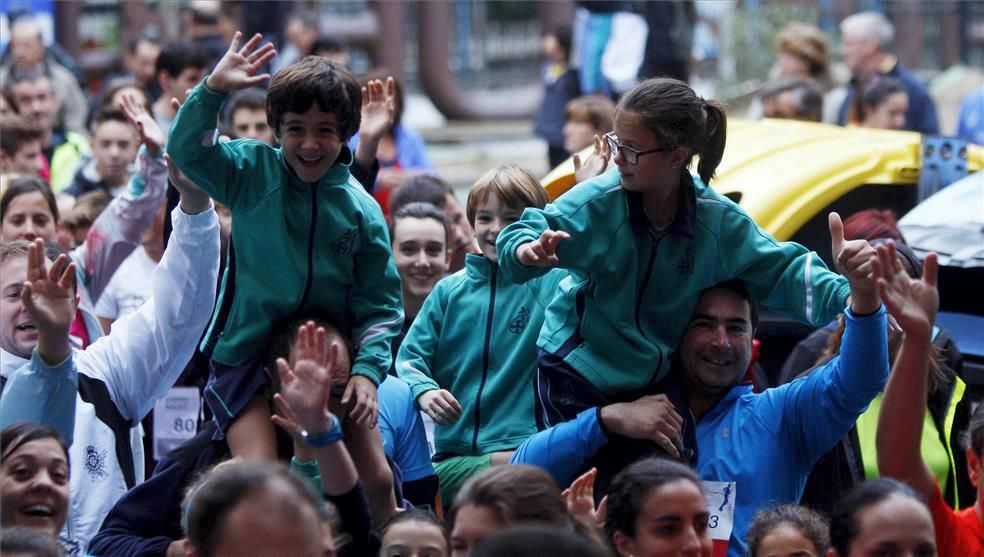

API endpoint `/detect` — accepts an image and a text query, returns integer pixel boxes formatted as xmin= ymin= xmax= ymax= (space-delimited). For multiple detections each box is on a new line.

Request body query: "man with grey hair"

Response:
xmin=836 ymin=11 xmax=938 ymax=134
xmin=0 ymin=17 xmax=89 ymax=134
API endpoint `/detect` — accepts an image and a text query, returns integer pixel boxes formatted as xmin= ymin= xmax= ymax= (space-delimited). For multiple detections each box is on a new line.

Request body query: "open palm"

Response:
xmin=206 ymin=32 xmax=276 ymax=94
xmin=273 ymin=322 xmax=338 ymax=433
xmin=874 ymin=241 xmax=938 ymax=335
xmin=21 ymin=239 xmax=76 ymax=334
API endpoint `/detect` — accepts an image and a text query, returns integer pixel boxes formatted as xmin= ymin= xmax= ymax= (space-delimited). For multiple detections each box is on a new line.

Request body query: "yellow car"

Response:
xmin=543 ymin=119 xmax=983 ymax=263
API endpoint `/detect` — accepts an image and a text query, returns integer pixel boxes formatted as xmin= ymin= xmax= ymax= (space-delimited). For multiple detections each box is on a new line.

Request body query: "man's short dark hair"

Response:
xmin=706 ymin=279 xmax=759 ymax=331
xmin=127 ymin=33 xmax=160 ymax=55
xmin=389 ymin=174 xmax=453 ymax=216
xmin=90 ymin=107 xmax=131 ymax=132
xmin=266 ymin=56 xmax=361 ymax=141
xmin=155 ymin=42 xmax=210 ymax=78
xmin=0 ymin=115 xmax=43 ymax=155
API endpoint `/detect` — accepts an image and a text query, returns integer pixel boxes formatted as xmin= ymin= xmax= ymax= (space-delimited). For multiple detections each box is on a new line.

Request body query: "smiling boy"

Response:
xmin=166 ymin=33 xmax=403 ymax=460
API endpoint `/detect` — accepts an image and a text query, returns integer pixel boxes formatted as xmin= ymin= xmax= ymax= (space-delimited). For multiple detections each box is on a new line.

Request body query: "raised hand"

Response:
xmin=21 ymin=239 xmax=75 ymax=364
xmin=21 ymin=239 xmax=76 ymax=335
xmin=417 ymin=389 xmax=463 ymax=425
xmin=271 ymin=322 xmax=339 ymax=435
xmin=829 ymin=212 xmax=879 ymax=314
xmin=516 ymin=229 xmax=570 ymax=267
xmin=873 ymin=241 xmax=938 ymax=338
xmin=205 ymin=32 xmax=277 ymax=94
xmin=573 ymin=134 xmax=611 ymax=184
xmin=359 ymin=77 xmax=396 ymax=143
xmin=563 ymin=468 xmax=605 ymax=526
xmin=120 ymin=92 xmax=164 ymax=155
xmin=163 ymin=154 xmax=211 ymax=215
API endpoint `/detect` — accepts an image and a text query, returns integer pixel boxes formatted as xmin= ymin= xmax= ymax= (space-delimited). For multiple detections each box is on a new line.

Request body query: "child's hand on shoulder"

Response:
xmin=206 ymin=32 xmax=277 ymax=94
xmin=120 ymin=92 xmax=164 ymax=155
xmin=342 ymin=375 xmax=379 ymax=428
xmin=518 ymin=229 xmax=570 ymax=267
xmin=418 ymin=389 xmax=463 ymax=425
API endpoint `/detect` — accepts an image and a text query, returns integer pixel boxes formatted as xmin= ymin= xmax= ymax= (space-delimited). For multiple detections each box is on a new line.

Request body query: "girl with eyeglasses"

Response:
xmin=496 ymin=77 xmax=875 ymax=461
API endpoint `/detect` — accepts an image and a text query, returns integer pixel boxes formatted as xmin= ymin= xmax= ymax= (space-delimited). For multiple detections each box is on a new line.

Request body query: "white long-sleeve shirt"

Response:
xmin=0 ymin=203 xmax=220 ymax=555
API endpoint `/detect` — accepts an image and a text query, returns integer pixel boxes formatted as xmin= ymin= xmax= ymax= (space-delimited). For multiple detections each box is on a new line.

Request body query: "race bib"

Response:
xmin=153 ymin=387 xmax=201 ymax=460
xmin=702 ymin=480 xmax=736 ymax=557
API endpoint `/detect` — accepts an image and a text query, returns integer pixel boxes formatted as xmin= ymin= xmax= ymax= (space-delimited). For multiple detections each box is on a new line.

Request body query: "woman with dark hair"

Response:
xmin=829 ymin=478 xmax=935 ymax=556
xmin=0 ymin=423 xmax=70 ymax=538
xmin=861 ymin=77 xmax=908 ymax=131
xmin=604 ymin=457 xmax=712 ymax=557
xmin=450 ymin=464 xmax=604 ymax=557
xmin=0 ymin=176 xmax=59 ymax=242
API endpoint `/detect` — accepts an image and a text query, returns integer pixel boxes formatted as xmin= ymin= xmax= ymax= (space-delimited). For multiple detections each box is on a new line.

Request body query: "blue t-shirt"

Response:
xmin=378 ymin=376 xmax=434 ymax=482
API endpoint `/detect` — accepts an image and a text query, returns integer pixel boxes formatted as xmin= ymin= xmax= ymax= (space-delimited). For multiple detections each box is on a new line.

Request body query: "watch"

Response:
xmin=301 ymin=414 xmax=344 ymax=447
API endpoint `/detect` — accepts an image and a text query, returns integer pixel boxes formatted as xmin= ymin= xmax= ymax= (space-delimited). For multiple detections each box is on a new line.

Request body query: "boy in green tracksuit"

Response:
xmin=167 ymin=33 xmax=403 ymax=459
xmin=397 ymin=165 xmax=568 ymax=504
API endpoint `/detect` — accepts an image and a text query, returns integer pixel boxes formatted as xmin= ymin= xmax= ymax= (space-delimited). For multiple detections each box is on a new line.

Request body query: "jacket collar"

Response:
xmin=464 ymin=253 xmax=497 ymax=280
xmin=625 ymin=169 xmax=697 ymax=239
xmin=278 ymin=145 xmax=354 ymax=188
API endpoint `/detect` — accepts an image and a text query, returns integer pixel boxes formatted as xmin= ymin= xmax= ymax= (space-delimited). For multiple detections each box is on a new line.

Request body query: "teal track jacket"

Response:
xmin=168 ymin=81 xmax=403 ymax=384
xmin=497 ymin=169 xmax=850 ymax=395
xmin=397 ymin=254 xmax=568 ymax=455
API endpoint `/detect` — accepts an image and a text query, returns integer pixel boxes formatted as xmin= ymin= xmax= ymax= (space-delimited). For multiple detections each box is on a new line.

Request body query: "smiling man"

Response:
xmin=512 ymin=263 xmax=897 ymax=556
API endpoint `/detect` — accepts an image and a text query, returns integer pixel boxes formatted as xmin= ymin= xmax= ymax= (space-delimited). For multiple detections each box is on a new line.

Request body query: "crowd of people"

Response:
xmin=0 ymin=4 xmax=982 ymax=557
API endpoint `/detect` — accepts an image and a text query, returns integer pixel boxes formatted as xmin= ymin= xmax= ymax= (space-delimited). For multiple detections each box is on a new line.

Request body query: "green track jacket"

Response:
xmin=397 ymin=254 xmax=568 ymax=455
xmin=167 ymin=81 xmax=403 ymax=384
xmin=497 ymin=168 xmax=851 ymax=395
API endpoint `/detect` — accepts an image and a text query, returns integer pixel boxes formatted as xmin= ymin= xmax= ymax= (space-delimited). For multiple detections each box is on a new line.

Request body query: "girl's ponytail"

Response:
xmin=697 ymin=100 xmax=727 ymax=185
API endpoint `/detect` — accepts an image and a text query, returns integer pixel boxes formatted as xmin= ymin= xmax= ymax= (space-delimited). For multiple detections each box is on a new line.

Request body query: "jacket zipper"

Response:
xmin=473 ymin=264 xmax=497 ymax=453
xmin=635 ymin=232 xmax=662 ymax=336
xmin=297 ymin=187 xmax=318 ymax=310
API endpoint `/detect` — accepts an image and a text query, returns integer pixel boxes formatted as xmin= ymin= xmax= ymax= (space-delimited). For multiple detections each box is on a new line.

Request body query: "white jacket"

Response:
xmin=0 ymin=204 xmax=220 ymax=554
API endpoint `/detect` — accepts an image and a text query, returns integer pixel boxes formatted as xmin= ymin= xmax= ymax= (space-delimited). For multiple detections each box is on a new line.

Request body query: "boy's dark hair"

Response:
xmin=155 ymin=42 xmax=210 ymax=79
xmin=90 ymin=107 xmax=132 ymax=133
xmin=266 ymin=56 xmax=361 ymax=141
xmin=0 ymin=526 xmax=64 ymax=557
xmin=389 ymin=201 xmax=449 ymax=242
xmin=472 ymin=525 xmax=607 ymax=557
xmin=222 ymin=87 xmax=267 ymax=130
xmin=64 ymin=190 xmax=113 ymax=232
xmin=466 ymin=164 xmax=548 ymax=227
xmin=100 ymin=79 xmax=153 ymax=115
xmin=759 ymin=77 xmax=824 ymax=122
xmin=747 ymin=504 xmax=830 ymax=557
xmin=389 ymin=174 xmax=453 ymax=216
xmin=312 ymin=36 xmax=347 ymax=56
xmin=0 ymin=115 xmax=43 ymax=155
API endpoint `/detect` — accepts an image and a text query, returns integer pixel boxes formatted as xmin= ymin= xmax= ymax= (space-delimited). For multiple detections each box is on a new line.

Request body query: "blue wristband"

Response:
xmin=302 ymin=414 xmax=344 ymax=447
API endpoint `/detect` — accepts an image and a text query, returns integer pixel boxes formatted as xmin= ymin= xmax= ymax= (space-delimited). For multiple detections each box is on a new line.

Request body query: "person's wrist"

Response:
xmin=849 ymin=292 xmax=880 ymax=316
xmin=302 ymin=413 xmax=343 ymax=447
xmin=204 ymin=75 xmax=227 ymax=94
xmin=179 ymin=194 xmax=211 ymax=215
xmin=599 ymin=404 xmax=621 ymax=436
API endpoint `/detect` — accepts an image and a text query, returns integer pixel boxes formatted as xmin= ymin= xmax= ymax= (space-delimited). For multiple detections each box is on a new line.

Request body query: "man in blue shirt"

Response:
xmin=512 ymin=217 xmax=894 ymax=556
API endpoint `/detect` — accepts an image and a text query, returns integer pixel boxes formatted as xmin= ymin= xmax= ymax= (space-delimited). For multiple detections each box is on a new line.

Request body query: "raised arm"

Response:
xmin=167 ymin=32 xmax=276 ymax=208
xmin=73 ymin=93 xmax=169 ymax=303
xmin=876 ymin=242 xmax=940 ymax=499
xmin=72 ymin=165 xmax=218 ymax=423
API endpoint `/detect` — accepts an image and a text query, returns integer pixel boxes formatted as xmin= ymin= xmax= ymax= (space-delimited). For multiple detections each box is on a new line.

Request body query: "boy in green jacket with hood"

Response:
xmin=167 ymin=33 xmax=403 ymax=460
xmin=397 ymin=165 xmax=568 ymax=504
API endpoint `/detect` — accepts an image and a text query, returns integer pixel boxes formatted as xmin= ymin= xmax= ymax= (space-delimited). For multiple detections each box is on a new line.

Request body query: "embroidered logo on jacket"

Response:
xmin=331 ymin=228 xmax=357 ymax=255
xmin=677 ymin=244 xmax=695 ymax=275
xmin=83 ymin=445 xmax=108 ymax=480
xmin=508 ymin=306 xmax=531 ymax=334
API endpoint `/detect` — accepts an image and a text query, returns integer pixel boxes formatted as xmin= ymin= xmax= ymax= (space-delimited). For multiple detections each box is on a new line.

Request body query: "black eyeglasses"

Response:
xmin=604 ymin=132 xmax=672 ymax=166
